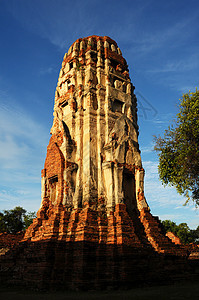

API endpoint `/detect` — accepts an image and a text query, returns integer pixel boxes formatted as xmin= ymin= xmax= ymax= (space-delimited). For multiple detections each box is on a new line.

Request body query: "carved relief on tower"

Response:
xmin=103 ymin=116 xmax=140 ymax=164
xmin=61 ymin=121 xmax=77 ymax=208
xmin=85 ymin=67 xmax=98 ymax=88
xmin=50 ymin=108 xmax=63 ymax=135
xmin=102 ymin=115 xmax=143 ymax=212
xmin=126 ymin=83 xmax=131 ymax=94
xmin=114 ymin=79 xmax=123 ymax=91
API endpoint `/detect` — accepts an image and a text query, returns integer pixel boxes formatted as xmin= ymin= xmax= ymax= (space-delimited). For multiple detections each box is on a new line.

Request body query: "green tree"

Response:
xmin=0 ymin=207 xmax=36 ymax=233
xmin=175 ymin=223 xmax=191 ymax=244
xmin=154 ymin=89 xmax=199 ymax=206
xmin=190 ymin=225 xmax=199 ymax=244
xmin=2 ymin=207 xmax=26 ymax=233
xmin=0 ymin=212 xmax=7 ymax=232
xmin=160 ymin=219 xmax=199 ymax=244
xmin=23 ymin=211 xmax=36 ymax=229
xmin=161 ymin=220 xmax=178 ymax=235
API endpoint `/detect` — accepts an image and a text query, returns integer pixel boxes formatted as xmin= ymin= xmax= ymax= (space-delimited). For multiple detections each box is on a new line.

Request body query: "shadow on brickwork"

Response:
xmin=0 ymin=239 xmax=199 ymax=291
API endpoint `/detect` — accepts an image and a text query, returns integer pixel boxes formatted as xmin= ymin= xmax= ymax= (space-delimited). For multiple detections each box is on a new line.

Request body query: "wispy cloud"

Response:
xmin=145 ymin=51 xmax=199 ymax=92
xmin=158 ymin=75 xmax=198 ymax=94
xmin=39 ymin=66 xmax=56 ymax=76
xmin=158 ymin=213 xmax=183 ymax=222
xmin=0 ymin=135 xmax=29 ymax=169
xmin=0 ymin=101 xmax=48 ymax=148
xmin=143 ymin=160 xmax=199 ymax=228
xmin=129 ymin=9 xmax=199 ymax=56
xmin=5 ymin=0 xmax=199 ymax=99
xmin=0 ymin=185 xmax=41 ymax=212
xmin=152 ymin=113 xmax=175 ymax=126
xmin=141 ymin=144 xmax=154 ymax=154
xmin=143 ymin=160 xmax=186 ymax=207
xmin=5 ymin=0 xmax=98 ymax=49
xmin=0 ymin=94 xmax=48 ymax=211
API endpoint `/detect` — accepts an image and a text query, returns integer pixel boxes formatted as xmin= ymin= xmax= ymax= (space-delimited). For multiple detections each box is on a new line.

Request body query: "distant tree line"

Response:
xmin=160 ymin=219 xmax=199 ymax=244
xmin=0 ymin=206 xmax=36 ymax=234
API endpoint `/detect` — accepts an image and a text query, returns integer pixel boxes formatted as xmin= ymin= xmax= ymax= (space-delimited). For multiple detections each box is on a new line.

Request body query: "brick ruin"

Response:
xmin=0 ymin=36 xmax=198 ymax=290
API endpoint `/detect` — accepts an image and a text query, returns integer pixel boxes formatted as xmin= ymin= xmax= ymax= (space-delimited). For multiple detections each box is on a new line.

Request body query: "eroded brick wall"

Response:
xmin=0 ymin=232 xmax=24 ymax=249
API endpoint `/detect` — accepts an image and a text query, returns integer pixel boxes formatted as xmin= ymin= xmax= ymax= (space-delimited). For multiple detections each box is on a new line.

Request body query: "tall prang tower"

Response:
xmin=42 ymin=35 xmax=147 ymax=215
xmin=2 ymin=36 xmax=192 ymax=290
xmin=24 ymin=36 xmax=186 ymax=251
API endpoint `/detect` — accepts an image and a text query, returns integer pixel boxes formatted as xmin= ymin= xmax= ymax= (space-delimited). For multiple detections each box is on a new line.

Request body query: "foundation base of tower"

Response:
xmin=0 ymin=203 xmax=198 ymax=291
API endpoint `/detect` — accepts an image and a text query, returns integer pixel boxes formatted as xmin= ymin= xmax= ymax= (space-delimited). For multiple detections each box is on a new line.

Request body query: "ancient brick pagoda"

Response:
xmin=25 ymin=35 xmax=151 ymax=244
xmin=24 ymin=35 xmax=176 ymax=249
xmin=1 ymin=36 xmax=198 ymax=290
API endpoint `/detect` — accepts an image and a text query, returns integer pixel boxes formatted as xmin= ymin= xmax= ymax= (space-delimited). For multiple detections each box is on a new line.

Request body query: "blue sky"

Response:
xmin=0 ymin=0 xmax=198 ymax=228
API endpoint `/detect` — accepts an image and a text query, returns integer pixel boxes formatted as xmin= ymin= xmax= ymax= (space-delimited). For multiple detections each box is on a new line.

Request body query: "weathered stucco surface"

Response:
xmin=23 ymin=36 xmax=185 ymax=254
xmin=40 ymin=35 xmax=147 ymax=213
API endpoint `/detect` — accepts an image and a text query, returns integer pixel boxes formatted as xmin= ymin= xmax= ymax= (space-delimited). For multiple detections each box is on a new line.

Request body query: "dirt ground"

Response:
xmin=0 ymin=281 xmax=199 ymax=300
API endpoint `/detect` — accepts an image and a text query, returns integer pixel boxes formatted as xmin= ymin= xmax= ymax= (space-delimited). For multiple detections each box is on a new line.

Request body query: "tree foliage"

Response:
xmin=0 ymin=207 xmax=36 ymax=234
xmin=23 ymin=211 xmax=37 ymax=229
xmin=161 ymin=219 xmax=199 ymax=244
xmin=154 ymin=89 xmax=199 ymax=206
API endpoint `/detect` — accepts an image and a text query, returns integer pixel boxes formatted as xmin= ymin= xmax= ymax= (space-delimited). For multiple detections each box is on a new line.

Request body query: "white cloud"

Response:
xmin=0 ymin=95 xmax=48 ymax=211
xmin=5 ymin=0 xmax=93 ymax=49
xmin=158 ymin=213 xmax=182 ymax=221
xmin=141 ymin=145 xmax=154 ymax=154
xmin=0 ymin=135 xmax=29 ymax=168
xmin=143 ymin=160 xmax=159 ymax=177
xmin=128 ymin=9 xmax=199 ymax=57
xmin=142 ymin=157 xmax=199 ymax=229
xmin=0 ymin=103 xmax=47 ymax=144
xmin=146 ymin=54 xmax=199 ymax=74
xmin=7 ymin=0 xmax=197 ymax=54
xmin=39 ymin=66 xmax=56 ymax=76
xmin=142 ymin=160 xmax=186 ymax=208
xmin=188 ymin=217 xmax=199 ymax=230
xmin=5 ymin=0 xmax=199 ymax=98
xmin=0 ymin=186 xmax=41 ymax=212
